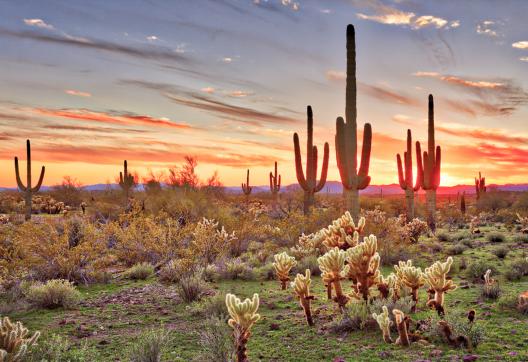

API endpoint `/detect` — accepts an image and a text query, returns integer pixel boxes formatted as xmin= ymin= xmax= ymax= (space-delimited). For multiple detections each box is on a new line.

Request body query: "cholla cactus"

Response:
xmin=372 ymin=306 xmax=392 ymax=343
xmin=226 ymin=293 xmax=260 ymax=362
xmin=292 ymin=269 xmax=315 ymax=326
xmin=273 ymin=252 xmax=297 ymax=290
xmin=290 ymin=230 xmax=326 ymax=258
xmin=345 ymin=235 xmax=381 ymax=301
xmin=192 ymin=218 xmax=237 ymax=264
xmin=378 ymin=273 xmax=399 ymax=300
xmin=516 ymin=213 xmax=528 ymax=232
xmin=392 ymin=309 xmax=410 ymax=346
xmin=322 ymin=213 xmax=365 ymax=250
xmin=424 ymin=257 xmax=457 ymax=315
xmin=0 ymin=316 xmax=40 ymax=361
xmin=318 ymin=247 xmax=350 ymax=307
xmin=394 ymin=260 xmax=425 ymax=312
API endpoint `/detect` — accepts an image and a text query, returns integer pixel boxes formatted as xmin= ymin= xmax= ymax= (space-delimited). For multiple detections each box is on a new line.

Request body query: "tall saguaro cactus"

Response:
xmin=119 ymin=160 xmax=135 ymax=202
xmin=335 ymin=24 xmax=372 ymax=219
xmin=14 ymin=139 xmax=45 ymax=221
xmin=293 ymin=106 xmax=329 ymax=215
xmin=419 ymin=95 xmax=441 ymax=231
xmin=269 ymin=161 xmax=281 ymax=206
xmin=241 ymin=169 xmax=252 ymax=197
xmin=475 ymin=172 xmax=486 ymax=199
xmin=396 ymin=129 xmax=422 ymax=220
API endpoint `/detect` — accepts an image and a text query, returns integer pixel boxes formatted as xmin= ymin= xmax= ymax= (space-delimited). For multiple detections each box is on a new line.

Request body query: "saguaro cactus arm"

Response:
xmin=269 ymin=161 xmax=281 ymax=193
xmin=241 ymin=169 xmax=252 ymax=195
xmin=397 ymin=130 xmax=422 ymax=192
xmin=14 ymin=140 xmax=45 ymax=193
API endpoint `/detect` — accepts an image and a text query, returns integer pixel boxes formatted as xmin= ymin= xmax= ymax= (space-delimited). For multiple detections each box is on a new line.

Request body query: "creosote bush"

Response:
xmin=492 ymin=246 xmax=509 ymax=259
xmin=487 ymin=232 xmax=506 ymax=243
xmin=25 ymin=279 xmax=81 ymax=309
xmin=27 ymin=333 xmax=97 ymax=362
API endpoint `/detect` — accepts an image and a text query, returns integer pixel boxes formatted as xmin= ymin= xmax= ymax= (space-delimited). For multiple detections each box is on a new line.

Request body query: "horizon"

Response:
xmin=1 ymin=1 xmax=527 ymax=188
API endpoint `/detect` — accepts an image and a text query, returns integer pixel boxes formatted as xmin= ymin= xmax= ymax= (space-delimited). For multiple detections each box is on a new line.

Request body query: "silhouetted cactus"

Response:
xmin=397 ymin=129 xmax=422 ymax=220
xmin=241 ymin=169 xmax=252 ymax=199
xmin=460 ymin=192 xmax=466 ymax=214
xmin=14 ymin=140 xmax=45 ymax=221
xmin=269 ymin=161 xmax=281 ymax=205
xmin=119 ymin=160 xmax=135 ymax=202
xmin=419 ymin=95 xmax=441 ymax=231
xmin=293 ymin=106 xmax=329 ymax=215
xmin=335 ymin=24 xmax=372 ymax=219
xmin=475 ymin=172 xmax=486 ymax=199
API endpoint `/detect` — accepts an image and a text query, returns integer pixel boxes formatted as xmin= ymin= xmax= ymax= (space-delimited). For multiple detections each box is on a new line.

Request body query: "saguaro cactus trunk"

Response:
xmin=269 ymin=162 xmax=281 ymax=207
xmin=14 ymin=139 xmax=45 ymax=221
xmin=419 ymin=95 xmax=441 ymax=231
xmin=335 ymin=24 xmax=372 ymax=220
xmin=475 ymin=172 xmax=486 ymax=200
xmin=396 ymin=129 xmax=422 ymax=221
xmin=293 ymin=106 xmax=329 ymax=215
xmin=241 ymin=169 xmax=252 ymax=203
xmin=119 ymin=160 xmax=135 ymax=204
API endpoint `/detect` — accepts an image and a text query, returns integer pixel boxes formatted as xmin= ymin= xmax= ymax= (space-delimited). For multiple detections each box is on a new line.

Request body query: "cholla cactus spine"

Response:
xmin=424 ymin=257 xmax=456 ymax=313
xmin=0 ymin=316 xmax=40 ymax=361
xmin=318 ymin=247 xmax=350 ymax=307
xmin=335 ymin=24 xmax=372 ymax=219
xmin=241 ymin=169 xmax=252 ymax=196
xmin=293 ymin=106 xmax=329 ymax=215
xmin=372 ymin=306 xmax=392 ymax=343
xmin=394 ymin=260 xmax=425 ymax=312
xmin=396 ymin=129 xmax=422 ymax=220
xmin=14 ymin=139 xmax=46 ymax=221
xmin=345 ymin=234 xmax=381 ymax=301
xmin=226 ymin=293 xmax=260 ymax=362
xmin=273 ymin=252 xmax=297 ymax=290
xmin=292 ymin=269 xmax=315 ymax=326
xmin=392 ymin=309 xmax=410 ymax=346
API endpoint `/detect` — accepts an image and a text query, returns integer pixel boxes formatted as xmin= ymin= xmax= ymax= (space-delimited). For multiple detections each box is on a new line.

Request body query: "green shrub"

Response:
xmin=125 ymin=262 xmax=154 ymax=280
xmin=26 ymin=279 xmax=81 ymax=309
xmin=329 ymin=300 xmax=371 ymax=333
xmin=255 ymin=262 xmax=275 ymax=280
xmin=514 ymin=234 xmax=528 ymax=244
xmin=178 ymin=274 xmax=207 ymax=303
xmin=27 ymin=333 xmax=97 ymax=362
xmin=222 ymin=259 xmax=255 ymax=280
xmin=436 ymin=231 xmax=452 ymax=242
xmin=190 ymin=293 xmax=227 ymax=319
xmin=504 ymin=258 xmax=528 ymax=281
xmin=293 ymin=255 xmax=320 ymax=277
xmin=465 ymin=261 xmax=497 ymax=281
xmin=459 ymin=238 xmax=474 ymax=248
xmin=446 ymin=243 xmax=467 ymax=255
xmin=487 ymin=232 xmax=506 ymax=243
xmin=159 ymin=259 xmax=194 ymax=284
xmin=492 ymin=246 xmax=509 ymax=259
xmin=194 ymin=316 xmax=234 ymax=362
xmin=128 ymin=327 xmax=171 ymax=362
xmin=371 ymin=296 xmax=414 ymax=317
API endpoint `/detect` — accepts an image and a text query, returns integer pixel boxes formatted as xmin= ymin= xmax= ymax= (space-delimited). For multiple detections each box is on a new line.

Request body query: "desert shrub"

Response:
xmin=504 ymin=258 xmax=528 ymax=281
xmin=159 ymin=258 xmax=197 ymax=284
xmin=371 ymin=296 xmax=414 ymax=316
xmin=201 ymin=264 xmax=221 ymax=282
xmin=27 ymin=333 xmax=97 ymax=362
xmin=446 ymin=243 xmax=467 ymax=255
xmin=459 ymin=238 xmax=474 ymax=248
xmin=178 ymin=274 xmax=207 ymax=303
xmin=190 ymin=218 xmax=236 ymax=265
xmin=125 ymin=262 xmax=154 ymax=280
xmin=487 ymin=232 xmax=506 ymax=243
xmin=194 ymin=316 xmax=234 ymax=362
xmin=465 ymin=261 xmax=497 ymax=281
xmin=452 ymin=231 xmax=470 ymax=242
xmin=254 ymin=262 xmax=275 ymax=281
xmin=513 ymin=234 xmax=528 ymax=244
xmin=436 ymin=231 xmax=451 ymax=242
xmin=514 ymin=192 xmax=528 ymax=210
xmin=128 ymin=327 xmax=171 ymax=362
xmin=492 ymin=246 xmax=509 ymax=259
xmin=439 ymin=313 xmax=485 ymax=348
xmin=293 ymin=255 xmax=320 ymax=277
xmin=25 ymin=279 xmax=81 ymax=309
xmin=329 ymin=301 xmax=371 ymax=333
xmin=429 ymin=242 xmax=443 ymax=253
xmin=497 ymin=293 xmax=518 ymax=311
xmin=190 ymin=293 xmax=227 ymax=319
xmin=440 ymin=207 xmax=465 ymax=231
xmin=221 ymin=258 xmax=255 ymax=280
xmin=481 ymin=282 xmax=501 ymax=299
xmin=477 ymin=191 xmax=511 ymax=212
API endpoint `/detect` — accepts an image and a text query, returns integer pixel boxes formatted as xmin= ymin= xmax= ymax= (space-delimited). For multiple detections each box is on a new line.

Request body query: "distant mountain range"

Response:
xmin=0 ymin=181 xmax=526 ymax=194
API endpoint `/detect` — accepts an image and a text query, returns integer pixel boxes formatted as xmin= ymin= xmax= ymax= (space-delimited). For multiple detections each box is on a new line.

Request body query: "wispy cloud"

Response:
xmin=325 ymin=70 xmax=346 ymax=82
xmin=359 ymin=83 xmax=420 ymax=107
xmin=476 ymin=20 xmax=501 ymax=38
xmin=23 ymin=18 xmax=54 ymax=30
xmin=436 ymin=124 xmax=528 ymax=145
xmin=33 ymin=108 xmax=191 ymax=129
xmin=65 ymin=89 xmax=91 ymax=97
xmin=512 ymin=41 xmax=528 ymax=49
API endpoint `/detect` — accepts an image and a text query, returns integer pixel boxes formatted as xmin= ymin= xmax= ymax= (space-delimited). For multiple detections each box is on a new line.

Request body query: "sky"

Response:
xmin=0 ymin=0 xmax=527 ymax=188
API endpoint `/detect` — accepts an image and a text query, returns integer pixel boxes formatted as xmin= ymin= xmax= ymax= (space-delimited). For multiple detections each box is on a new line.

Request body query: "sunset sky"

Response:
xmin=0 ymin=0 xmax=527 ymax=187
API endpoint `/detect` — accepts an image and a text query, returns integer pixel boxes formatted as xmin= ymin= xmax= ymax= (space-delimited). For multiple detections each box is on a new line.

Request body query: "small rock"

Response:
xmin=333 ymin=358 xmax=346 ymax=362
xmin=430 ymin=349 xmax=443 ymax=358
xmin=269 ymin=323 xmax=280 ymax=331
xmin=378 ymin=351 xmax=393 ymax=359
xmin=462 ymin=355 xmax=479 ymax=362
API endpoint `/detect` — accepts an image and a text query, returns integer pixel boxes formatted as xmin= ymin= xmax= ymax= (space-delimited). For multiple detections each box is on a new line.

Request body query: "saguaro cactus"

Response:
xmin=293 ymin=106 xmax=329 ymax=214
xmin=460 ymin=192 xmax=466 ymax=214
xmin=241 ymin=169 xmax=252 ymax=199
xmin=397 ymin=130 xmax=422 ymax=220
xmin=335 ymin=24 xmax=373 ymax=219
xmin=269 ymin=161 xmax=281 ymax=205
xmin=475 ymin=172 xmax=486 ymax=199
xmin=226 ymin=293 xmax=260 ymax=362
xmin=14 ymin=140 xmax=45 ymax=221
xmin=419 ymin=95 xmax=441 ymax=231
xmin=119 ymin=160 xmax=135 ymax=202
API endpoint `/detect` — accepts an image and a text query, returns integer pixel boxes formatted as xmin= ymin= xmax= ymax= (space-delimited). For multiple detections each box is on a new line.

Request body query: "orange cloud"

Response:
xmin=65 ymin=89 xmax=91 ymax=97
xmin=437 ymin=125 xmax=528 ymax=145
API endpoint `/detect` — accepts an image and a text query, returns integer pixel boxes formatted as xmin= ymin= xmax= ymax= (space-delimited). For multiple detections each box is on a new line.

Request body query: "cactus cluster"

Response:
xmin=0 ymin=316 xmax=40 ymax=361
xmin=293 ymin=106 xmax=329 ymax=215
xmin=396 ymin=130 xmax=422 ymax=220
xmin=321 ymin=213 xmax=365 ymax=250
xmin=14 ymin=140 xmax=45 ymax=221
xmin=335 ymin=24 xmax=372 ymax=219
xmin=292 ymin=269 xmax=315 ymax=326
xmin=226 ymin=293 xmax=261 ymax=362
xmin=424 ymin=257 xmax=457 ymax=315
xmin=394 ymin=260 xmax=425 ymax=312
xmin=272 ymin=252 xmax=297 ymax=290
